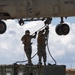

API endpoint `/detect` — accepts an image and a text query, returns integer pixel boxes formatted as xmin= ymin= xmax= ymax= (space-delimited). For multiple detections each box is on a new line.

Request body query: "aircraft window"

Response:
xmin=6 ymin=72 xmax=11 ymax=75
xmin=18 ymin=72 xmax=23 ymax=75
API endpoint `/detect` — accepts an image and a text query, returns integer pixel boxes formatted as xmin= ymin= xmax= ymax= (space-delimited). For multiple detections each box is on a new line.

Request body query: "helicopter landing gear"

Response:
xmin=0 ymin=20 xmax=7 ymax=34
xmin=18 ymin=18 xmax=52 ymax=26
xmin=44 ymin=18 xmax=52 ymax=25
xmin=55 ymin=17 xmax=70 ymax=35
xmin=19 ymin=19 xmax=24 ymax=26
xmin=55 ymin=23 xmax=70 ymax=35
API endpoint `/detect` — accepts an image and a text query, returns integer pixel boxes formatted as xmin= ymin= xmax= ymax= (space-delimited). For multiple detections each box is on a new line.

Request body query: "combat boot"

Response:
xmin=37 ymin=62 xmax=42 ymax=65
xmin=44 ymin=62 xmax=46 ymax=66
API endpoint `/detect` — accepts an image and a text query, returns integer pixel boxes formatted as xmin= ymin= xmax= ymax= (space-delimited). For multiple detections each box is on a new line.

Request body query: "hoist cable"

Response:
xmin=15 ymin=53 xmax=37 ymax=64
xmin=47 ymin=44 xmax=57 ymax=65
xmin=46 ymin=29 xmax=57 ymax=65
xmin=32 ymin=25 xmax=46 ymax=35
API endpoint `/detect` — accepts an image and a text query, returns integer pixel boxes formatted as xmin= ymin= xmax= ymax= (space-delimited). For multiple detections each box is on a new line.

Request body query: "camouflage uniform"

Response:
xmin=21 ymin=30 xmax=37 ymax=64
xmin=37 ymin=26 xmax=49 ymax=65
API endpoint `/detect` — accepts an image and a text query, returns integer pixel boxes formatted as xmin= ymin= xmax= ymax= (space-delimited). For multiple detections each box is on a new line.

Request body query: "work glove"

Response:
xmin=35 ymin=32 xmax=37 ymax=34
xmin=42 ymin=29 xmax=45 ymax=32
xmin=45 ymin=26 xmax=49 ymax=30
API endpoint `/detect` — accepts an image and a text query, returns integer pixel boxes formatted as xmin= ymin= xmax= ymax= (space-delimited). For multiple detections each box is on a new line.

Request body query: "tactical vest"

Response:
xmin=37 ymin=34 xmax=45 ymax=45
xmin=23 ymin=35 xmax=32 ymax=45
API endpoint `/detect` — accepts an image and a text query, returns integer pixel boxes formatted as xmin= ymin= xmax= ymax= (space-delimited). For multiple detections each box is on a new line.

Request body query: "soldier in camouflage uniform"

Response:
xmin=21 ymin=30 xmax=37 ymax=65
xmin=37 ymin=26 xmax=49 ymax=65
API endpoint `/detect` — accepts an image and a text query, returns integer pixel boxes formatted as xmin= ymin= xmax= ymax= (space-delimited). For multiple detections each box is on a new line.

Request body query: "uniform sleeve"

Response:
xmin=31 ymin=33 xmax=37 ymax=38
xmin=21 ymin=35 xmax=25 ymax=41
xmin=44 ymin=30 xmax=49 ymax=45
xmin=45 ymin=30 xmax=49 ymax=37
xmin=44 ymin=29 xmax=49 ymax=42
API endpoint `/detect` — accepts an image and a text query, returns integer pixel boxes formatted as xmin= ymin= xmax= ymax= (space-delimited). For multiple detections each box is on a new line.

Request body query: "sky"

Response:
xmin=0 ymin=17 xmax=75 ymax=69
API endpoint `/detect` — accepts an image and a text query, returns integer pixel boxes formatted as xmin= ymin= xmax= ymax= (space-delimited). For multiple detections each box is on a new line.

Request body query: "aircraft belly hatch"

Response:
xmin=52 ymin=0 xmax=60 ymax=16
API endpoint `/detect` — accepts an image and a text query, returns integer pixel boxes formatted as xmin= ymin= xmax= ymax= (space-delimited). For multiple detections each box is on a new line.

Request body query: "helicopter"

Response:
xmin=0 ymin=0 xmax=73 ymax=35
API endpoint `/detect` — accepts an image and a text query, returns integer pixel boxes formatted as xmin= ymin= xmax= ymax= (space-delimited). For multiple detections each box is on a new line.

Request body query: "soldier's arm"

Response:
xmin=31 ymin=32 xmax=37 ymax=38
xmin=44 ymin=29 xmax=49 ymax=45
xmin=45 ymin=29 xmax=49 ymax=36
xmin=44 ymin=28 xmax=49 ymax=41
xmin=44 ymin=26 xmax=49 ymax=36
xmin=21 ymin=35 xmax=25 ymax=41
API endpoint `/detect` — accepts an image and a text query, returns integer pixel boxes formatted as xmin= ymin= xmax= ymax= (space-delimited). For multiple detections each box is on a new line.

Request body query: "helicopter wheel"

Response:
xmin=0 ymin=20 xmax=7 ymax=34
xmin=61 ymin=23 xmax=70 ymax=35
xmin=55 ymin=23 xmax=70 ymax=35
xmin=55 ymin=24 xmax=62 ymax=35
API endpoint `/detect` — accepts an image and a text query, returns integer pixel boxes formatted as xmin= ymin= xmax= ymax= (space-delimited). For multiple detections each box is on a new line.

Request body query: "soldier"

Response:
xmin=21 ymin=30 xmax=37 ymax=65
xmin=37 ymin=26 xmax=49 ymax=65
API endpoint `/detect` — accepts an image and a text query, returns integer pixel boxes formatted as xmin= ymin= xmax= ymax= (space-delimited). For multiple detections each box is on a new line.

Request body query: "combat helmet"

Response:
xmin=25 ymin=30 xmax=30 ymax=34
